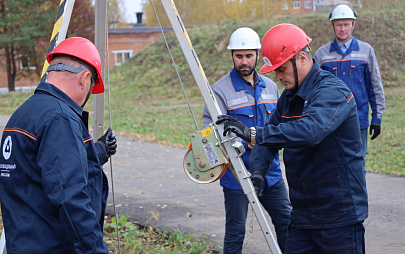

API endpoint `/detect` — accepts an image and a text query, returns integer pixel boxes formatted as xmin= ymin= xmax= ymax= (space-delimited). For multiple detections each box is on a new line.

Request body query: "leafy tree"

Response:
xmin=0 ymin=0 xmax=57 ymax=91
xmin=0 ymin=0 xmax=98 ymax=92
xmin=107 ymin=0 xmax=127 ymax=28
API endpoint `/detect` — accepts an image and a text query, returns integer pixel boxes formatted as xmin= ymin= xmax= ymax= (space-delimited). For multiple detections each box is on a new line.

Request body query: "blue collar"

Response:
xmin=229 ymin=68 xmax=265 ymax=92
xmin=330 ymin=36 xmax=359 ymax=55
xmin=35 ymin=82 xmax=84 ymax=117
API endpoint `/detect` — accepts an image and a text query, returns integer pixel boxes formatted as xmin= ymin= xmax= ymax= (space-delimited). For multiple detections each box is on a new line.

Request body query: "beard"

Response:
xmin=235 ymin=64 xmax=255 ymax=76
xmin=234 ymin=57 xmax=257 ymax=77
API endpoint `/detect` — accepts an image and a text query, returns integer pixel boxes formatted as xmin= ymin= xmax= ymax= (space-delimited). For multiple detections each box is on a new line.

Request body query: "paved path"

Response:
xmin=1 ymin=115 xmax=404 ymax=253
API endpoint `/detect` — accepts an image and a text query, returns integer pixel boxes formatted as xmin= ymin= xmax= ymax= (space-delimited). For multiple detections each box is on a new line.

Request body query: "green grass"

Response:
xmin=1 ymin=5 xmax=404 ymax=177
xmin=0 ymin=5 xmax=404 ymax=253
xmin=103 ymin=213 xmax=220 ymax=253
xmin=365 ymin=88 xmax=405 ymax=175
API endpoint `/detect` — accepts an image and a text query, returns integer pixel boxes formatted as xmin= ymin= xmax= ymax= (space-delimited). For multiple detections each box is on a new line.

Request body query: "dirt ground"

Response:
xmin=1 ymin=115 xmax=405 ymax=253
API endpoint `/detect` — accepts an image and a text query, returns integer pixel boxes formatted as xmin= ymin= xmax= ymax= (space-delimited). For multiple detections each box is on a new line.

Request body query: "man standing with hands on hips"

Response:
xmin=216 ymin=24 xmax=368 ymax=253
xmin=203 ymin=27 xmax=291 ymax=253
xmin=314 ymin=4 xmax=385 ymax=161
xmin=0 ymin=37 xmax=117 ymax=253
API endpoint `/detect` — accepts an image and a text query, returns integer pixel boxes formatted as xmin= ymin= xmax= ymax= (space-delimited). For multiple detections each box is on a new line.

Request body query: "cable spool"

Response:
xmin=183 ymin=124 xmax=229 ymax=184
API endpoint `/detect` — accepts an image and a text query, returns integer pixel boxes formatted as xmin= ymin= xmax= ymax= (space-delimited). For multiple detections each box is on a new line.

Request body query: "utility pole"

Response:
xmin=94 ymin=0 xmax=107 ymax=140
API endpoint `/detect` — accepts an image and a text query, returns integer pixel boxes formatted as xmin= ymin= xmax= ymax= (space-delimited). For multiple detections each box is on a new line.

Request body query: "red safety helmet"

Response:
xmin=259 ymin=23 xmax=312 ymax=74
xmin=47 ymin=37 xmax=104 ymax=94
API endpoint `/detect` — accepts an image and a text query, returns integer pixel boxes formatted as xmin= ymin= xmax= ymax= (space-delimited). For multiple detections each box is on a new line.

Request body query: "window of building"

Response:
xmin=283 ymin=2 xmax=288 ymax=10
xmin=293 ymin=1 xmax=301 ymax=9
xmin=19 ymin=55 xmax=36 ymax=70
xmin=305 ymin=1 xmax=311 ymax=9
xmin=113 ymin=50 xmax=133 ymax=66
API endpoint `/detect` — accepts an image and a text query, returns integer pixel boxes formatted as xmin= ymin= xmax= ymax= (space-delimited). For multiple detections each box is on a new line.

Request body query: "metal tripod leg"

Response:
xmin=0 ymin=229 xmax=6 ymax=254
xmin=158 ymin=0 xmax=281 ymax=252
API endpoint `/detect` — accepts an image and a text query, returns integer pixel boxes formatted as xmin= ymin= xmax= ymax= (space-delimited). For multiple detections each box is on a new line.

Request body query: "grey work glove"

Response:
xmin=215 ymin=115 xmax=251 ymax=143
xmin=250 ymin=171 xmax=265 ymax=198
xmin=369 ymin=123 xmax=381 ymax=140
xmin=97 ymin=127 xmax=117 ymax=156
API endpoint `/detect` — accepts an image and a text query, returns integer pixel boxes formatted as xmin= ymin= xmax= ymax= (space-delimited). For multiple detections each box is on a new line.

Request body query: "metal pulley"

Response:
xmin=183 ymin=123 xmax=229 ymax=183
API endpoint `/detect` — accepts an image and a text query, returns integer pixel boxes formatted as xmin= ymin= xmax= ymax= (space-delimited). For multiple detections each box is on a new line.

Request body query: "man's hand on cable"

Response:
xmin=215 ymin=115 xmax=251 ymax=143
xmin=250 ymin=171 xmax=265 ymax=198
xmin=97 ymin=127 xmax=117 ymax=156
xmin=369 ymin=123 xmax=381 ymax=140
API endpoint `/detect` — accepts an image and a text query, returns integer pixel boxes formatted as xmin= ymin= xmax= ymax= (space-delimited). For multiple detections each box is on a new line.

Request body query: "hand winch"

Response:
xmin=183 ymin=123 xmax=245 ymax=183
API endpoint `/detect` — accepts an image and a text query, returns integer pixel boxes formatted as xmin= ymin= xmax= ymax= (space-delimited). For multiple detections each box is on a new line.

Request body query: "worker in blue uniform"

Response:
xmin=0 ymin=37 xmax=117 ymax=253
xmin=314 ymin=4 xmax=385 ymax=161
xmin=216 ymin=24 xmax=368 ymax=253
xmin=203 ymin=27 xmax=291 ymax=253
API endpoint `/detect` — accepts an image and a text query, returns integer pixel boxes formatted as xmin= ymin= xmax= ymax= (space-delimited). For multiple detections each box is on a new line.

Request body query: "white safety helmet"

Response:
xmin=227 ymin=27 xmax=261 ymax=50
xmin=329 ymin=4 xmax=357 ymax=21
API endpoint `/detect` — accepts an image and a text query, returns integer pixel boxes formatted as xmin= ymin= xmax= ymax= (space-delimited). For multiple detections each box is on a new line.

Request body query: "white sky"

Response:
xmin=123 ymin=0 xmax=144 ymax=23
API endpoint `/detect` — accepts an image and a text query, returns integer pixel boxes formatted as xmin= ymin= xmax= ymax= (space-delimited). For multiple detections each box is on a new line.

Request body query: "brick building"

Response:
xmin=0 ymin=12 xmax=171 ymax=91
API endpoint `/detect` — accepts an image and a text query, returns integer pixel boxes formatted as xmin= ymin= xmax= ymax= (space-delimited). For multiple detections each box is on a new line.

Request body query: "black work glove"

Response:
xmin=251 ymin=171 xmax=265 ymax=198
xmin=215 ymin=115 xmax=251 ymax=143
xmin=97 ymin=127 xmax=117 ymax=156
xmin=369 ymin=123 xmax=381 ymax=140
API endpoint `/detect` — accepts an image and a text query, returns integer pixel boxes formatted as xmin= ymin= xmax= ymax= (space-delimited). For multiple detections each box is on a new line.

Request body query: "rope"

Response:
xmin=149 ymin=0 xmax=200 ymax=131
xmin=105 ymin=11 xmax=121 ymax=253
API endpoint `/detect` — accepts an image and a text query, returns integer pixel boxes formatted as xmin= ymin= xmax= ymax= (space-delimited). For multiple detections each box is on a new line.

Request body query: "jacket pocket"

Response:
xmin=228 ymin=106 xmax=254 ymax=127
xmin=303 ymin=176 xmax=347 ymax=218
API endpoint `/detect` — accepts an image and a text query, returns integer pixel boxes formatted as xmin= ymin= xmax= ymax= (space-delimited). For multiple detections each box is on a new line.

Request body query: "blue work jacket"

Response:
xmin=314 ymin=37 xmax=385 ymax=129
xmin=203 ymin=68 xmax=281 ymax=190
xmin=250 ymin=61 xmax=368 ymax=229
xmin=0 ymin=83 xmax=109 ymax=253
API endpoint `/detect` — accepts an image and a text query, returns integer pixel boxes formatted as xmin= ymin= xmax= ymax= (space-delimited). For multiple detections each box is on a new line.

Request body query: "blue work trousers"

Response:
xmin=360 ymin=128 xmax=368 ymax=159
xmin=360 ymin=128 xmax=368 ymax=171
xmin=223 ymin=178 xmax=291 ymax=254
xmin=285 ymin=222 xmax=365 ymax=254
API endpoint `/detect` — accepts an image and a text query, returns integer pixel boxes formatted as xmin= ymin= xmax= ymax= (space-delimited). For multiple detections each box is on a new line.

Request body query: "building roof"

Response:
xmin=108 ymin=26 xmax=173 ymax=34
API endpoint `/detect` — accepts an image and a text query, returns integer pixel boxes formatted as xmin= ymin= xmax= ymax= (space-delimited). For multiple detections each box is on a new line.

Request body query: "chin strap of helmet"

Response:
xmin=291 ymin=55 xmax=299 ymax=92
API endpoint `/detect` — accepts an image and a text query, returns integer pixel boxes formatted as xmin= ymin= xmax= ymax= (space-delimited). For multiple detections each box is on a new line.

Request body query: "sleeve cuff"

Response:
xmin=95 ymin=141 xmax=109 ymax=165
xmin=255 ymin=127 xmax=264 ymax=144
xmin=371 ymin=118 xmax=382 ymax=125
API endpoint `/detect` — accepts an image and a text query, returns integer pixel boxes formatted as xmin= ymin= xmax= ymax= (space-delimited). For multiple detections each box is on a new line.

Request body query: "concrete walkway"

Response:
xmin=1 ymin=115 xmax=404 ymax=253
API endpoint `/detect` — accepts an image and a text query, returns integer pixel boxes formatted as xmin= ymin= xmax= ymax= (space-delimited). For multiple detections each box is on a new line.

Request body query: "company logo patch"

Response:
xmin=263 ymin=56 xmax=272 ymax=67
xmin=3 ymin=136 xmax=12 ymax=160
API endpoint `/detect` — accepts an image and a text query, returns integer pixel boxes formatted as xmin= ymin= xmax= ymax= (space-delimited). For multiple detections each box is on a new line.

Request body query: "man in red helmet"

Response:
xmin=216 ymin=24 xmax=367 ymax=253
xmin=203 ymin=27 xmax=291 ymax=254
xmin=0 ymin=37 xmax=116 ymax=253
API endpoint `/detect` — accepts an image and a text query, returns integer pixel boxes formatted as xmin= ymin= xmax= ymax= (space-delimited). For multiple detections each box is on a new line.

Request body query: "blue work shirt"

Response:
xmin=314 ymin=37 xmax=385 ymax=129
xmin=250 ymin=61 xmax=368 ymax=229
xmin=203 ymin=68 xmax=281 ymax=190
xmin=0 ymin=83 xmax=109 ymax=253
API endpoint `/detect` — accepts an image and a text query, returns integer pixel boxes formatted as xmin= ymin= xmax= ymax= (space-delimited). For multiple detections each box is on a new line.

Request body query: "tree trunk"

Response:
xmin=5 ymin=45 xmax=16 ymax=92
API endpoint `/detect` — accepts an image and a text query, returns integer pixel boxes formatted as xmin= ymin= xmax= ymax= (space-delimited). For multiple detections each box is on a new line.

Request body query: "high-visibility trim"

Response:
xmin=227 ymin=103 xmax=255 ymax=111
xmin=83 ymin=137 xmax=93 ymax=143
xmin=3 ymin=128 xmax=37 ymax=141
xmin=347 ymin=94 xmax=354 ymax=103
xmin=320 ymin=58 xmax=368 ymax=68
xmin=258 ymin=101 xmax=277 ymax=105
xmin=281 ymin=115 xmax=302 ymax=119
xmin=227 ymin=102 xmax=277 ymax=111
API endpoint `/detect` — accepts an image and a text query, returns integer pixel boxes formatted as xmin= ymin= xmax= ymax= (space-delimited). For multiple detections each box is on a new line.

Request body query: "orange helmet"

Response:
xmin=47 ymin=37 xmax=104 ymax=94
xmin=259 ymin=23 xmax=312 ymax=74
